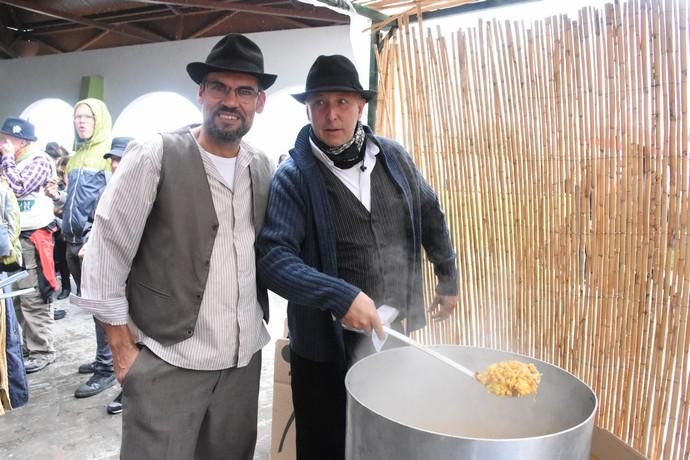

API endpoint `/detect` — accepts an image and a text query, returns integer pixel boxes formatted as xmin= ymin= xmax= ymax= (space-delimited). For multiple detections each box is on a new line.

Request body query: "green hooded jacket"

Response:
xmin=62 ymin=98 xmax=112 ymax=243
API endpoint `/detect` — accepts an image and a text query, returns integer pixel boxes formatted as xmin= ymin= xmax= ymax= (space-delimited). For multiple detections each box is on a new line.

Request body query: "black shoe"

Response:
xmin=24 ymin=355 xmax=54 ymax=374
xmin=75 ymin=373 xmax=116 ymax=398
xmin=78 ymin=361 xmax=97 ymax=374
xmin=107 ymin=391 xmax=123 ymax=415
xmin=57 ymin=289 xmax=70 ymax=300
xmin=53 ymin=307 xmax=66 ymax=321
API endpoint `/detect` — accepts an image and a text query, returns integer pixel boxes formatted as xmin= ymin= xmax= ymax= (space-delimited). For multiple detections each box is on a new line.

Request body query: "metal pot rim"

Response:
xmin=345 ymin=344 xmax=598 ymax=442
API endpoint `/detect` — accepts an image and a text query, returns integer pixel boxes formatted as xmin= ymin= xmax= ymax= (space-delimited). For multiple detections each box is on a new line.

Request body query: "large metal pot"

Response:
xmin=345 ymin=346 xmax=597 ymax=459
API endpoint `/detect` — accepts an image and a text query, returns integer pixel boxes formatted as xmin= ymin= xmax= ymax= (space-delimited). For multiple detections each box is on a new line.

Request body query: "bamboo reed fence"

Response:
xmin=372 ymin=0 xmax=689 ymax=458
xmin=355 ymin=0 xmax=479 ymax=31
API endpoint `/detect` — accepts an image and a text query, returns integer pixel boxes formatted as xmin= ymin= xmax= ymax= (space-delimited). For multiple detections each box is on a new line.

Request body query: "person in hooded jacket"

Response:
xmin=63 ymin=99 xmax=116 ymax=398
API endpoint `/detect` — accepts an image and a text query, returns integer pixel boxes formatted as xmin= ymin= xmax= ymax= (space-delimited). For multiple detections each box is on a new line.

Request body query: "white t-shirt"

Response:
xmin=309 ymin=138 xmax=380 ymax=211
xmin=206 ymin=153 xmax=237 ymax=191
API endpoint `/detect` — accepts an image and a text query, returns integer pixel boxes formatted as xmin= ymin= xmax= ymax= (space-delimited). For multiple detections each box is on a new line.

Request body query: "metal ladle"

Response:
xmin=383 ymin=326 xmax=476 ymax=379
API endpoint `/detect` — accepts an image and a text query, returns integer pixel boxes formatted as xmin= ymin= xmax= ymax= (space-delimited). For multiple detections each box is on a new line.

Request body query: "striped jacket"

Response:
xmin=257 ymin=124 xmax=458 ymax=362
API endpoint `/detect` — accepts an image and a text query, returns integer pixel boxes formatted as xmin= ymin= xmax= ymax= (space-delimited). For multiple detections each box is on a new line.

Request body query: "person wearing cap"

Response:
xmin=101 ymin=136 xmax=134 ymax=416
xmin=256 ymin=55 xmax=459 ymax=459
xmin=44 ymin=142 xmax=70 ymax=161
xmin=72 ymin=33 xmax=275 ymax=458
xmin=0 ymin=117 xmax=61 ymax=374
xmin=44 ymin=155 xmax=72 ymax=301
xmin=68 ymin=136 xmax=134 ymax=415
xmin=102 ymin=136 xmax=133 ymax=174
xmin=42 ymin=142 xmax=71 ymax=306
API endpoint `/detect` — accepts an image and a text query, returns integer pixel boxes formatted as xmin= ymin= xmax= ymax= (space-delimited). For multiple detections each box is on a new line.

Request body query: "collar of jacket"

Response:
xmin=15 ymin=143 xmax=39 ymax=164
xmin=288 ymin=123 xmax=417 ymax=273
xmin=291 ymin=123 xmax=415 ymax=213
xmin=290 ymin=123 xmax=405 ymax=185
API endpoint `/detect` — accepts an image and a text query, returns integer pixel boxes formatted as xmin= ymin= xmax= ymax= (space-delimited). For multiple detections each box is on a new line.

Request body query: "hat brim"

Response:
xmin=291 ymin=87 xmax=376 ymax=104
xmin=103 ymin=152 xmax=122 ymax=160
xmin=0 ymin=129 xmax=37 ymax=142
xmin=187 ymin=62 xmax=277 ymax=90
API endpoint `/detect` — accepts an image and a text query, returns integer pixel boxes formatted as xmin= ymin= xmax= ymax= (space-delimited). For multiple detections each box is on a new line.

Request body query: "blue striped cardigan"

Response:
xmin=257 ymin=124 xmax=457 ymax=362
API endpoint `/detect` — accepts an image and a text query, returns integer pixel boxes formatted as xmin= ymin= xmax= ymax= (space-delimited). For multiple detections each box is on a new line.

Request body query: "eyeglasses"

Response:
xmin=203 ymin=80 xmax=260 ymax=102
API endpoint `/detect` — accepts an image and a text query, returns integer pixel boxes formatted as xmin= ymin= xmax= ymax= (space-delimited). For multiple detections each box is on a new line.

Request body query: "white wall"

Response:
xmin=0 ymin=25 xmax=369 ymax=161
xmin=0 ymin=25 xmax=355 ymax=120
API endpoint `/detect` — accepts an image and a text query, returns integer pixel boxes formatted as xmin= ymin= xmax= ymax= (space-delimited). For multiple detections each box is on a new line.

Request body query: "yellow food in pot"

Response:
xmin=476 ymin=360 xmax=541 ymax=397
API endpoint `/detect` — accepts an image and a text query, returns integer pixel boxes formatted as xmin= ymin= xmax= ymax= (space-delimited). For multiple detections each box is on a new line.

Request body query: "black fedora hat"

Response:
xmin=187 ymin=34 xmax=277 ymax=90
xmin=292 ymin=55 xmax=376 ymax=104
xmin=0 ymin=117 xmax=37 ymax=142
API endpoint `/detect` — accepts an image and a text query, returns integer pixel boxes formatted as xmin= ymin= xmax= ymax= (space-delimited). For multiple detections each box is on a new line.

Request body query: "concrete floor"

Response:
xmin=0 ymin=290 xmax=288 ymax=460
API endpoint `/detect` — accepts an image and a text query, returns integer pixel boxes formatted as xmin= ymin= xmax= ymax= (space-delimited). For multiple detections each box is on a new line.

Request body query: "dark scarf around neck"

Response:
xmin=310 ymin=122 xmax=366 ymax=169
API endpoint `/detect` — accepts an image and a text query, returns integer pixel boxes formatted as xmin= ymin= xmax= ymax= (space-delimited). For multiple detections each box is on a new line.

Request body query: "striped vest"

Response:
xmin=318 ymin=159 xmax=411 ymax=312
xmin=126 ymin=128 xmax=271 ymax=346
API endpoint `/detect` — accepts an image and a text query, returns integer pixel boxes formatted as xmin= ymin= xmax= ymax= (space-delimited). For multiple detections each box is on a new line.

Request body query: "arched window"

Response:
xmin=113 ymin=91 xmax=201 ymax=139
xmin=244 ymin=85 xmax=308 ymax=165
xmin=20 ymin=98 xmax=75 ymax=153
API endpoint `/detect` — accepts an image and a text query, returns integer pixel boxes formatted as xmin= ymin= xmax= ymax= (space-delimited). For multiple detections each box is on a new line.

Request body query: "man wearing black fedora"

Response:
xmin=71 ymin=34 xmax=276 ymax=458
xmin=257 ymin=55 xmax=458 ymax=459
xmin=0 ymin=117 xmax=61 ymax=374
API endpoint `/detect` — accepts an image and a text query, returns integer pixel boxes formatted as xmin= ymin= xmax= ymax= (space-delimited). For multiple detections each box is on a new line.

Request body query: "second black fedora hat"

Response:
xmin=292 ymin=55 xmax=375 ymax=104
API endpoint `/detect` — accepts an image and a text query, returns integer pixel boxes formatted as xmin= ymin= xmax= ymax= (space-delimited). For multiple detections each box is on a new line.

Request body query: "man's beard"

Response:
xmin=204 ymin=108 xmax=250 ymax=143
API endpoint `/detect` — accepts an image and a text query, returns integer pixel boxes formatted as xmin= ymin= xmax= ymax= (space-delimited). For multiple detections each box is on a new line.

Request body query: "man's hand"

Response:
xmin=0 ymin=138 xmax=15 ymax=159
xmin=103 ymin=324 xmax=140 ymax=384
xmin=44 ymin=180 xmax=59 ymax=199
xmin=78 ymin=245 xmax=86 ymax=259
xmin=428 ymin=294 xmax=458 ymax=321
xmin=341 ymin=292 xmax=385 ymax=340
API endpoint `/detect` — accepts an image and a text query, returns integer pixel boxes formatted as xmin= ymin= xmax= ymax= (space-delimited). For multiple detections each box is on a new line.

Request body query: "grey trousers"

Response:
xmin=121 ymin=346 xmax=262 ymax=460
xmin=14 ymin=237 xmax=55 ymax=357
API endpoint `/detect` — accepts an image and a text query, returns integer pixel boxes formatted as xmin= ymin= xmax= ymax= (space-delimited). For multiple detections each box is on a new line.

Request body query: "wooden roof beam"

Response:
xmin=189 ymin=13 xmax=236 ymax=38
xmin=274 ymin=16 xmax=310 ymax=28
xmin=174 ymin=15 xmax=184 ymax=39
xmin=129 ymin=0 xmax=348 ymax=23
xmin=76 ymin=30 xmax=110 ymax=51
xmin=0 ymin=0 xmax=167 ymax=42
xmin=33 ymin=36 xmax=63 ymax=53
xmin=32 ymin=8 xmax=208 ymax=34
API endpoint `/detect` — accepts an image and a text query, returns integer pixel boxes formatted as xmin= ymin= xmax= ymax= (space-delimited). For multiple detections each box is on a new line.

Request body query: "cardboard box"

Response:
xmin=271 ymin=338 xmax=296 ymax=460
xmin=590 ymin=426 xmax=647 ymax=459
